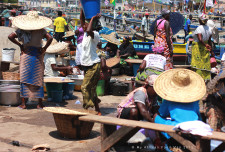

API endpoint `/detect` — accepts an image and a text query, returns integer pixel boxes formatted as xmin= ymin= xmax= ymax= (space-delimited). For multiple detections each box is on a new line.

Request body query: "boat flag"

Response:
xmin=110 ymin=0 xmax=116 ymax=6
xmin=214 ymin=0 xmax=217 ymax=4
xmin=55 ymin=0 xmax=61 ymax=7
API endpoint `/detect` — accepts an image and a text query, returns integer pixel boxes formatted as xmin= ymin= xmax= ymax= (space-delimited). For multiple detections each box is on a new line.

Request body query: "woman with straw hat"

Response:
xmin=191 ymin=13 xmax=213 ymax=81
xmin=8 ymin=11 xmax=53 ymax=109
xmin=153 ymin=69 xmax=206 ymax=139
xmin=101 ymin=32 xmax=120 ymax=58
xmin=63 ymin=31 xmax=76 ymax=52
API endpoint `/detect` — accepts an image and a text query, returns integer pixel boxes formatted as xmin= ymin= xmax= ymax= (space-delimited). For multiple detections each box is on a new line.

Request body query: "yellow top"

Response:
xmin=54 ymin=17 xmax=67 ymax=32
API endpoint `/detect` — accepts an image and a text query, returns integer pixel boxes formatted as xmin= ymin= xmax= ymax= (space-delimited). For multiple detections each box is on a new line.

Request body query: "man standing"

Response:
xmin=142 ymin=13 xmax=150 ymax=42
xmin=53 ymin=11 xmax=68 ymax=42
xmin=184 ymin=14 xmax=192 ymax=43
xmin=122 ymin=13 xmax=127 ymax=31
xmin=80 ymin=9 xmax=102 ymax=114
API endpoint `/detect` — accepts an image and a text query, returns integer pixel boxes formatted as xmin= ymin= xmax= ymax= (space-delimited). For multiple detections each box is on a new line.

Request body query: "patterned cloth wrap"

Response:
xmin=117 ymin=87 xmax=149 ymax=118
xmin=136 ymin=67 xmax=162 ymax=81
xmin=20 ymin=47 xmax=44 ymax=98
xmin=191 ymin=41 xmax=211 ymax=80
xmin=153 ymin=19 xmax=173 ymax=70
xmin=81 ymin=63 xmax=101 ymax=109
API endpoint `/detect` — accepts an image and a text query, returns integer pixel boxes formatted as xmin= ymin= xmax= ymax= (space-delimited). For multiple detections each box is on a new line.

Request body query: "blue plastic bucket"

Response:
xmin=63 ymin=83 xmax=75 ymax=99
xmin=46 ymin=83 xmax=63 ymax=98
xmin=51 ymin=90 xmax=63 ymax=103
xmin=133 ymin=63 xmax=140 ymax=77
xmin=80 ymin=0 xmax=100 ymax=19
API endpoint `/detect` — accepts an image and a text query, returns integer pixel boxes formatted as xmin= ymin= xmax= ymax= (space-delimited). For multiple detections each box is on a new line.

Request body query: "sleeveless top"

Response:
xmin=117 ymin=87 xmax=149 ymax=118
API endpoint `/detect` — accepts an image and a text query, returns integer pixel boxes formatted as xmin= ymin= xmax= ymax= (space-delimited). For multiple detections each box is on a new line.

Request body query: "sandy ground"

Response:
xmin=0 ymin=91 xmax=124 ymax=152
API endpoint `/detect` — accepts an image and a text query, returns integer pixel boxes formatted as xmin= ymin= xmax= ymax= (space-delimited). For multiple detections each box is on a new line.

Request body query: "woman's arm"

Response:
xmin=164 ymin=21 xmax=173 ymax=53
xmin=154 ymin=21 xmax=157 ymax=40
xmin=136 ymin=102 xmax=153 ymax=122
xmin=8 ymin=32 xmax=23 ymax=51
xmin=42 ymin=32 xmax=53 ymax=53
xmin=80 ymin=9 xmax=85 ymax=28
xmin=137 ymin=60 xmax=146 ymax=73
xmin=197 ymin=33 xmax=211 ymax=51
xmin=86 ymin=14 xmax=101 ymax=39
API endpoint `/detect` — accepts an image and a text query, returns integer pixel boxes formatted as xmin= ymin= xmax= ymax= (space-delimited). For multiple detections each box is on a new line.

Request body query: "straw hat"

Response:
xmin=12 ymin=11 xmax=52 ymax=30
xmin=43 ymin=41 xmax=69 ymax=54
xmin=106 ymin=57 xmax=120 ymax=67
xmin=63 ymin=31 xmax=75 ymax=38
xmin=153 ymin=69 xmax=206 ymax=103
xmin=101 ymin=32 xmax=121 ymax=45
xmin=43 ymin=107 xmax=97 ymax=115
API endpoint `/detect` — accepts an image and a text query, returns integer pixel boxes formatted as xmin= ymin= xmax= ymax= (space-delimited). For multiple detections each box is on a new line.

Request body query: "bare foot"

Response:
xmin=18 ymin=105 xmax=26 ymax=109
xmin=37 ymin=104 xmax=45 ymax=109
xmin=97 ymin=112 xmax=102 ymax=116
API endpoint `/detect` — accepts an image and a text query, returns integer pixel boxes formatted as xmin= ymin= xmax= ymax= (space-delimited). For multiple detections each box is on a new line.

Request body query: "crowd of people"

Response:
xmin=4 ymin=6 xmax=225 ymax=151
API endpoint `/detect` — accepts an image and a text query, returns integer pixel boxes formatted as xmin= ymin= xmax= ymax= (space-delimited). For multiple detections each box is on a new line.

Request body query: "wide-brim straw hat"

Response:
xmin=63 ymin=31 xmax=75 ymax=38
xmin=106 ymin=57 xmax=120 ymax=67
xmin=153 ymin=68 xmax=206 ymax=103
xmin=12 ymin=11 xmax=52 ymax=30
xmin=101 ymin=32 xmax=121 ymax=45
xmin=43 ymin=107 xmax=97 ymax=115
xmin=43 ymin=41 xmax=69 ymax=54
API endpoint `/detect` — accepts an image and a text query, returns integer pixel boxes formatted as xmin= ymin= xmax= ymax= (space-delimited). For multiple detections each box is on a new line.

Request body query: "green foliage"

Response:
xmin=3 ymin=0 xmax=18 ymax=3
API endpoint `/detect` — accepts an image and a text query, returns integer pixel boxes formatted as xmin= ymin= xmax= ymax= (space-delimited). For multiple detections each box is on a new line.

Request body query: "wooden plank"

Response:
xmin=168 ymin=133 xmax=198 ymax=152
xmin=212 ymin=142 xmax=225 ymax=152
xmin=101 ymin=124 xmax=116 ymax=143
xmin=79 ymin=115 xmax=225 ymax=142
xmin=173 ymin=65 xmax=191 ymax=68
xmin=196 ymin=138 xmax=210 ymax=152
xmin=79 ymin=115 xmax=175 ymax=133
xmin=1 ymin=61 xmax=20 ymax=65
xmin=101 ymin=126 xmax=139 ymax=152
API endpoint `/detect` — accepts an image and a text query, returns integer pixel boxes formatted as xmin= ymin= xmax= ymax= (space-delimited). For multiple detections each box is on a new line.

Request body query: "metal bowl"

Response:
xmin=0 ymin=80 xmax=20 ymax=85
xmin=0 ymin=92 xmax=21 ymax=106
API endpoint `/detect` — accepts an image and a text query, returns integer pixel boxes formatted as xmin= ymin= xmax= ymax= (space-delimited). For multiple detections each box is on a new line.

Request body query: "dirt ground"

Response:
xmin=0 ymin=91 xmax=124 ymax=152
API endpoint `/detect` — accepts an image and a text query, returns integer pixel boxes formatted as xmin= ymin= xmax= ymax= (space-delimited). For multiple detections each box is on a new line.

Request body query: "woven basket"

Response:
xmin=44 ymin=107 xmax=97 ymax=139
xmin=2 ymin=72 xmax=20 ymax=80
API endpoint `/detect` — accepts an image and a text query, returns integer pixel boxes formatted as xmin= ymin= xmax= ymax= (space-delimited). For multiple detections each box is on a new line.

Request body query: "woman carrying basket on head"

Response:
xmin=8 ymin=11 xmax=53 ymax=109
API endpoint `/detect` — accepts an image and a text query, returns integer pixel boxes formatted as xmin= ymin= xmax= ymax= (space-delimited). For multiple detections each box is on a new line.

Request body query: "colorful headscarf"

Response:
xmin=145 ymin=75 xmax=158 ymax=86
xmin=199 ymin=13 xmax=209 ymax=24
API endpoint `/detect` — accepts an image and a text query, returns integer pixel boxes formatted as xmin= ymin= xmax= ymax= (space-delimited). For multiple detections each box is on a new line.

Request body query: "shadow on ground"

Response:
xmin=49 ymin=130 xmax=100 ymax=141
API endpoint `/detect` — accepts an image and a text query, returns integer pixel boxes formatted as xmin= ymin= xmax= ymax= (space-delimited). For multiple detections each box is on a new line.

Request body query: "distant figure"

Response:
xmin=75 ymin=26 xmax=84 ymax=70
xmin=8 ymin=10 xmax=16 ymax=27
xmin=153 ymin=9 xmax=173 ymax=70
xmin=122 ymin=14 xmax=127 ymax=31
xmin=191 ymin=14 xmax=213 ymax=81
xmin=184 ymin=14 xmax=192 ymax=43
xmin=142 ymin=13 xmax=150 ymax=41
xmin=116 ymin=36 xmax=136 ymax=59
xmin=54 ymin=11 xmax=68 ymax=42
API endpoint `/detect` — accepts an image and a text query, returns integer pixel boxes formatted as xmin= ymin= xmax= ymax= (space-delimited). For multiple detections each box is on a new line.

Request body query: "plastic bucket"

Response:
xmin=96 ymin=80 xmax=105 ymax=96
xmin=2 ymin=48 xmax=16 ymax=62
xmin=51 ymin=90 xmax=63 ymax=103
xmin=4 ymin=18 xmax=9 ymax=26
xmin=80 ymin=0 xmax=100 ymax=19
xmin=63 ymin=83 xmax=75 ymax=99
xmin=46 ymin=83 xmax=63 ymax=98
xmin=133 ymin=63 xmax=140 ymax=77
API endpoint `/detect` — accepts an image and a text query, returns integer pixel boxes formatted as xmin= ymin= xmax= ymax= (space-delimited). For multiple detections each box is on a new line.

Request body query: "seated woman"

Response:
xmin=153 ymin=69 xmax=206 ymax=149
xmin=136 ymin=47 xmax=166 ymax=81
xmin=117 ymin=75 xmax=158 ymax=122
xmin=116 ymin=36 xmax=137 ymax=64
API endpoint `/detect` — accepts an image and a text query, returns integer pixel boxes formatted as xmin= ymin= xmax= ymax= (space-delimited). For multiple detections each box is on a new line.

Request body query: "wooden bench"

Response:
xmin=79 ymin=115 xmax=225 ymax=152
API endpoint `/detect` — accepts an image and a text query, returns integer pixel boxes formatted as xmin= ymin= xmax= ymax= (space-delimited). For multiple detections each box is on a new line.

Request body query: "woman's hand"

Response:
xmin=205 ymin=44 xmax=212 ymax=51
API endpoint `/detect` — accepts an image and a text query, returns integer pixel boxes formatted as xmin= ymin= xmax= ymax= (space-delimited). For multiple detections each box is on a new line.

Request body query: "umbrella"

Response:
xmin=150 ymin=12 xmax=185 ymax=35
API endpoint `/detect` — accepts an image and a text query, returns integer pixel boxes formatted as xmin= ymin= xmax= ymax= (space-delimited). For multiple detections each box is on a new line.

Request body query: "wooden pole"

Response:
xmin=203 ymin=0 xmax=206 ymax=13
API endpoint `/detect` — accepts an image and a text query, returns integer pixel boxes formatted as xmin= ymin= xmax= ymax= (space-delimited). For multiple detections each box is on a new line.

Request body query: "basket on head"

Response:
xmin=2 ymin=72 xmax=20 ymax=80
xmin=106 ymin=57 xmax=120 ymax=68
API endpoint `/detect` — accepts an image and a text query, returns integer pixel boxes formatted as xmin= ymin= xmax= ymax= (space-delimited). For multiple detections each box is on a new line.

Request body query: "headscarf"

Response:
xmin=145 ymin=75 xmax=158 ymax=86
xmin=199 ymin=13 xmax=209 ymax=24
xmin=161 ymin=9 xmax=170 ymax=16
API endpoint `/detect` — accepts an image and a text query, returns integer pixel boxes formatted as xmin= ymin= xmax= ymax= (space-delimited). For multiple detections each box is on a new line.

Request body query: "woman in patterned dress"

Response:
xmin=8 ymin=11 xmax=53 ymax=109
xmin=153 ymin=9 xmax=173 ymax=70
